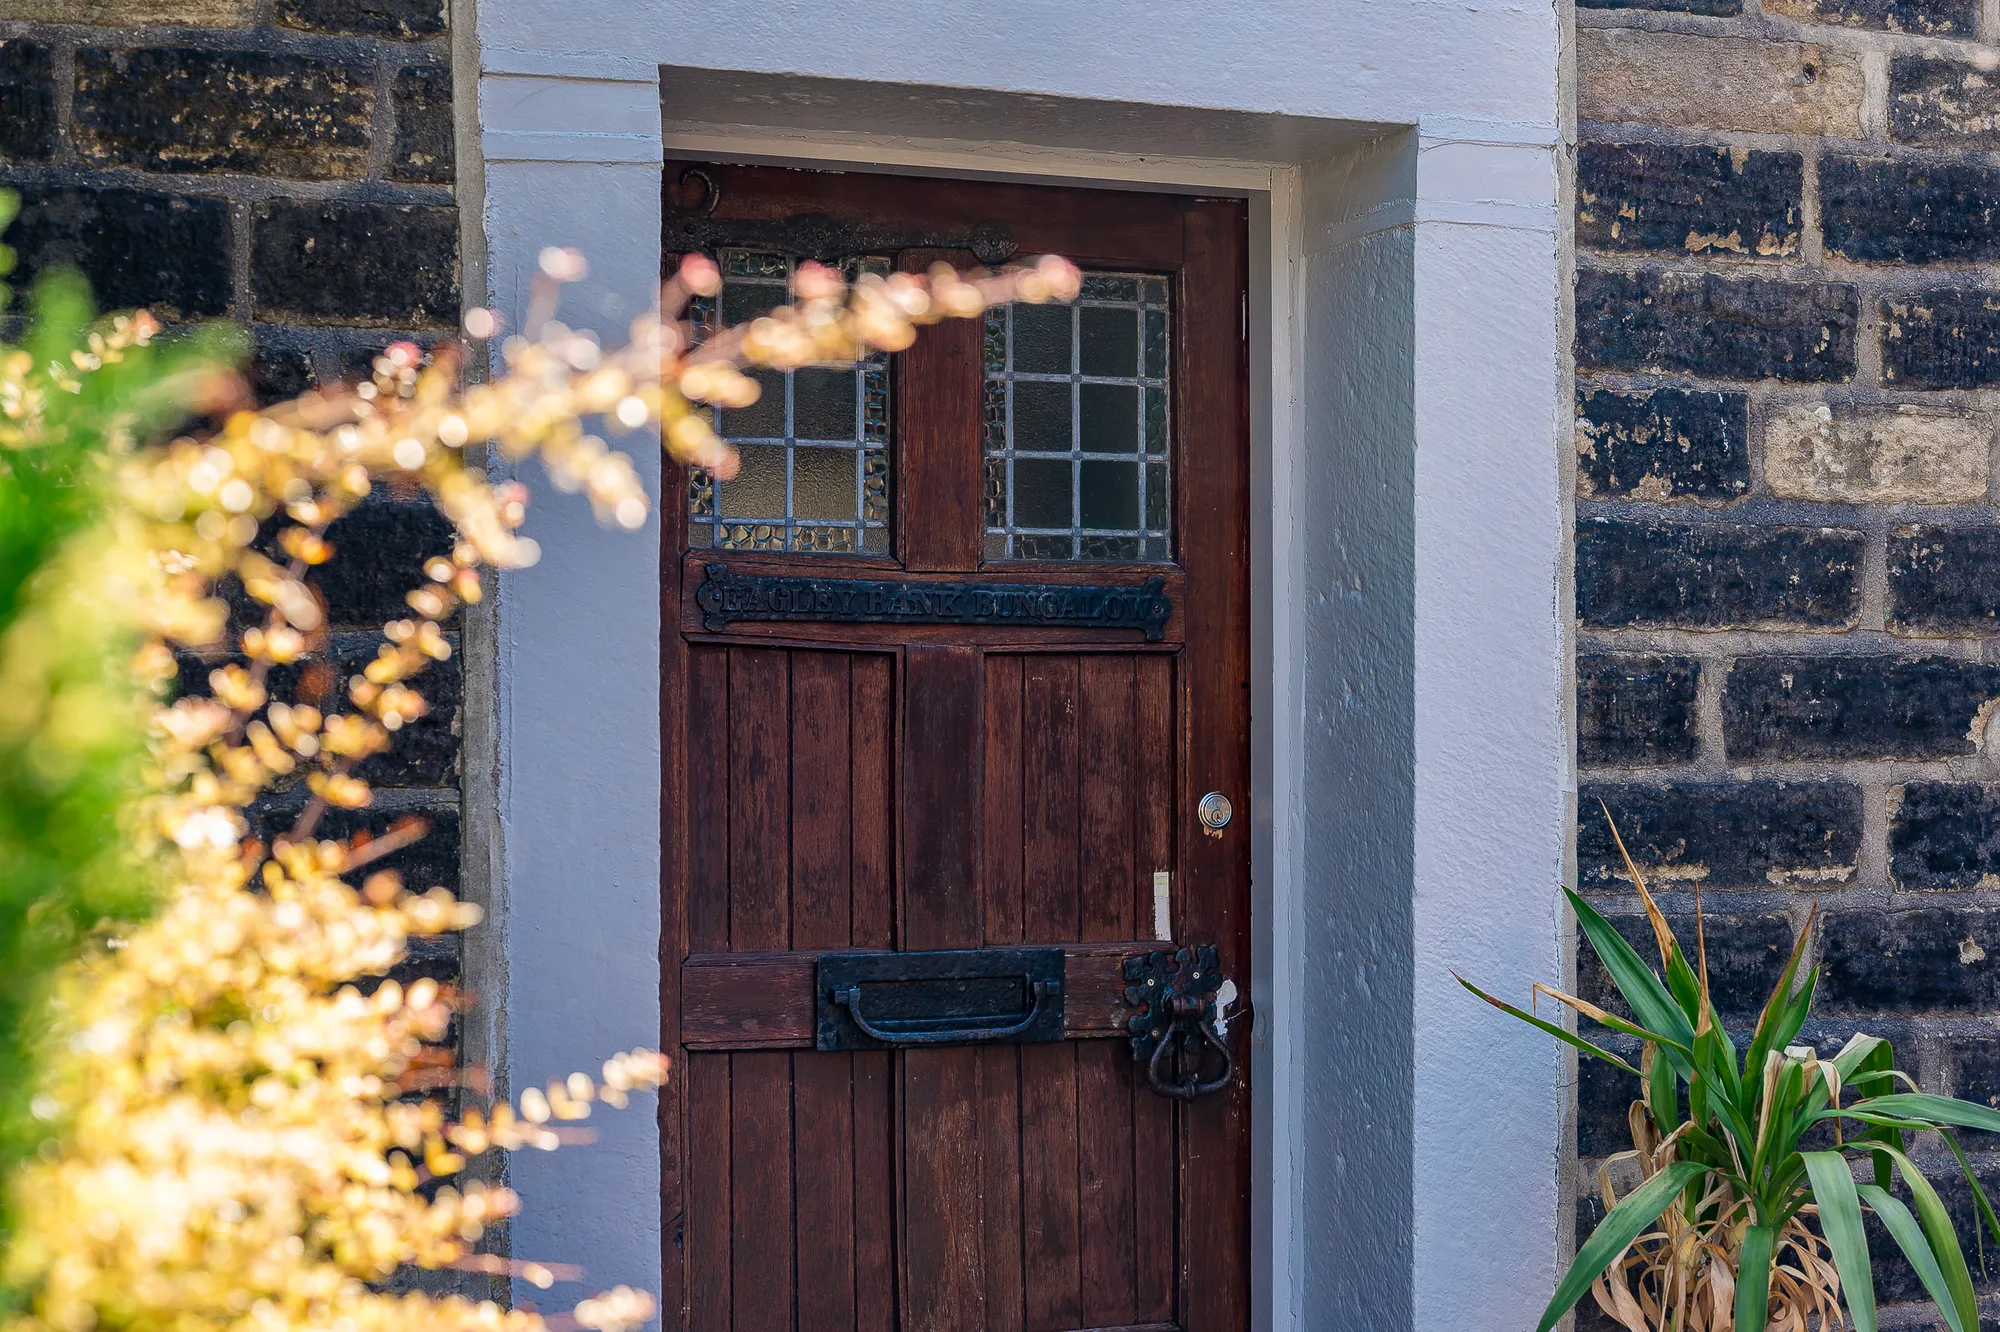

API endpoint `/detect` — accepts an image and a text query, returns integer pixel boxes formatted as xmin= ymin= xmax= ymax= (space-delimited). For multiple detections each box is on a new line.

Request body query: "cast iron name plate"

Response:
xmin=695 ymin=563 xmax=1171 ymax=641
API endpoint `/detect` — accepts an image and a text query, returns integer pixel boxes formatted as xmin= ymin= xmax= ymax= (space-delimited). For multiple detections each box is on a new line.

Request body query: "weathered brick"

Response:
xmin=73 ymin=48 xmax=373 ymax=179
xmin=1575 ymin=518 xmax=1860 ymax=630
xmin=1576 ymin=269 xmax=1856 ymax=382
xmin=391 ymin=64 xmax=452 ymax=185
xmin=1944 ymin=1035 xmax=2000 ymax=1144
xmin=1821 ymin=907 xmax=2000 ymax=1014
xmin=252 ymin=199 xmax=458 ymax=327
xmin=1575 ymin=387 xmax=1748 ymax=503
xmin=1823 ymin=156 xmax=2000 ymax=264
xmin=1723 ymin=655 xmax=2000 ymax=762
xmin=0 ymin=0 xmax=252 ymax=23
xmin=8 ymin=184 xmax=229 ymax=320
xmin=1883 ymin=288 xmax=2000 ymax=389
xmin=1577 ymin=143 xmax=1800 ymax=258
xmin=275 ymin=0 xmax=443 ymax=36
xmin=0 ymin=40 xmax=54 ymax=162
xmin=1763 ymin=403 xmax=1990 ymax=504
xmin=1891 ymin=782 xmax=2000 ymax=891
xmin=1578 ymin=910 xmax=1795 ymax=1022
xmin=1765 ymin=0 xmax=1975 ymax=33
xmin=1579 ymin=655 xmax=1700 ymax=767
xmin=1577 ymin=30 xmax=1865 ymax=137
xmin=1580 ymin=781 xmax=1862 ymax=890
xmin=249 ymin=341 xmax=315 ymax=406
xmin=1890 ymin=525 xmax=2000 ymax=634
xmin=315 ymin=502 xmax=456 ymax=626
xmin=1576 ymin=1035 xmax=1643 ymax=1157
xmin=1891 ymin=56 xmax=2000 ymax=149
xmin=248 ymin=801 xmax=459 ymax=894
xmin=184 ymin=639 xmax=459 ymax=787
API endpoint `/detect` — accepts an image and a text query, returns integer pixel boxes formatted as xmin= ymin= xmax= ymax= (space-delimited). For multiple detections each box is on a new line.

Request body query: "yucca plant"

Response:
xmin=1461 ymin=811 xmax=2000 ymax=1332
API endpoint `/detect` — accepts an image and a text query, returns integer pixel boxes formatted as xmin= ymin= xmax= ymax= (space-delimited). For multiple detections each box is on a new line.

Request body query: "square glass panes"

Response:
xmin=982 ymin=271 xmax=1170 ymax=562
xmin=687 ymin=249 xmax=891 ymax=555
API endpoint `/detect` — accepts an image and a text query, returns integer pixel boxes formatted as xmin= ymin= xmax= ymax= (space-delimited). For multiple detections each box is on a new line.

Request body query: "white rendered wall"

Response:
xmin=468 ymin=5 xmax=1566 ymax=1328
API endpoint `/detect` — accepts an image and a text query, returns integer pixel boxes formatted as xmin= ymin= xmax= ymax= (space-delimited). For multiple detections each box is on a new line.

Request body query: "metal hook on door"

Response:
xmin=1122 ymin=944 xmax=1237 ymax=1101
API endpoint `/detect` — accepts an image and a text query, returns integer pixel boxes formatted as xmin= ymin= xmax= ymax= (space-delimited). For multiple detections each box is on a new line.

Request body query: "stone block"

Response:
xmin=1891 ymin=782 xmax=2000 ymax=891
xmin=1823 ymin=156 xmax=2000 ymax=264
xmin=249 ymin=341 xmax=316 ymax=406
xmin=1575 ymin=518 xmax=1861 ymax=630
xmin=391 ymin=63 xmax=453 ymax=184
xmin=1883 ymin=289 xmax=2000 ymax=389
xmin=276 ymin=0 xmax=444 ymax=36
xmin=1577 ymin=909 xmax=1795 ymax=1023
xmin=1576 ymin=1036 xmax=1643 ymax=1158
xmin=1576 ymin=387 xmax=1749 ymax=503
xmin=1576 ymin=268 xmax=1856 ymax=382
xmin=315 ymin=501 xmax=457 ymax=627
xmin=1577 ymin=29 xmax=1865 ymax=137
xmin=0 ymin=0 xmax=251 ymax=23
xmin=1944 ymin=1034 xmax=2000 ymax=1145
xmin=1765 ymin=0 xmax=1975 ymax=33
xmin=247 ymin=801 xmax=460 ymax=894
xmin=251 ymin=199 xmax=458 ymax=327
xmin=1889 ymin=525 xmax=2000 ymax=634
xmin=1578 ymin=654 xmax=1700 ymax=768
xmin=8 ymin=184 xmax=229 ymax=320
xmin=1820 ymin=907 xmax=2000 ymax=1014
xmin=1577 ymin=142 xmax=1800 ymax=258
xmin=1579 ymin=781 xmax=1862 ymax=890
xmin=1891 ymin=55 xmax=2000 ymax=149
xmin=1763 ymin=403 xmax=1989 ymax=503
xmin=72 ymin=47 xmax=373 ymax=179
xmin=0 ymin=39 xmax=55 ymax=163
xmin=1723 ymin=655 xmax=2000 ymax=762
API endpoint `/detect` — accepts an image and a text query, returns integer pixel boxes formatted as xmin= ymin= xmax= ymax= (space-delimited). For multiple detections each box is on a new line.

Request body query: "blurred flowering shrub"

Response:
xmin=0 ymin=193 xmax=1078 ymax=1332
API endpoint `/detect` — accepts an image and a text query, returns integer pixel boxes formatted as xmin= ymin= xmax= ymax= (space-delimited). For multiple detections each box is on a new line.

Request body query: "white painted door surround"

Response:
xmin=460 ymin=4 xmax=1570 ymax=1328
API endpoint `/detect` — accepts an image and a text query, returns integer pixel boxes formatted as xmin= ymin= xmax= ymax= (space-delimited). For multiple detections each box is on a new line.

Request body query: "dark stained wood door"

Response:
xmin=661 ymin=164 xmax=1250 ymax=1332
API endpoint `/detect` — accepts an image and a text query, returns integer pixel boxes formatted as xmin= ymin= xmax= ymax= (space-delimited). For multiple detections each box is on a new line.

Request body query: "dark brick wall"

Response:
xmin=1577 ymin=0 xmax=2000 ymax=1319
xmin=0 ymin=0 xmax=462 ymax=925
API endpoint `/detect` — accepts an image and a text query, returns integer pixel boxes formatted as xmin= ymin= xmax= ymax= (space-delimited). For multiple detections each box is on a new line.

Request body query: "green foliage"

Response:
xmin=0 ymin=189 xmax=242 ymax=1245
xmin=1463 ymin=809 xmax=2000 ymax=1332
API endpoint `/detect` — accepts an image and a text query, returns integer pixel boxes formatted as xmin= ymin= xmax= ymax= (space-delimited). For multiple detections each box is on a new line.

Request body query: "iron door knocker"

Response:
xmin=1123 ymin=944 xmax=1236 ymax=1101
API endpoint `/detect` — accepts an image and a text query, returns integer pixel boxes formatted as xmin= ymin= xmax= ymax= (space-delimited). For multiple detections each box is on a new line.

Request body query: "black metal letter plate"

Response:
xmin=697 ymin=564 xmax=1171 ymax=642
xmin=815 ymin=947 xmax=1066 ymax=1052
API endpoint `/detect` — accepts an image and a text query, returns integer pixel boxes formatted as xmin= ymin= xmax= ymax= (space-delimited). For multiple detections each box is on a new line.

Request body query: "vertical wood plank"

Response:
xmin=1077 ymin=655 xmax=1136 ymax=943
xmin=1077 ymin=1041 xmax=1139 ymax=1328
xmin=1178 ymin=197 xmax=1254 ymax=1332
xmin=979 ymin=656 xmax=1026 ymax=1331
xmin=897 ymin=253 xmax=985 ymax=573
xmin=983 ymin=654 xmax=1025 ymax=948
xmin=978 ymin=1045 xmax=1025 ymax=1332
xmin=728 ymin=648 xmax=794 ymax=1332
xmin=686 ymin=1054 xmax=732 ymax=1330
xmin=791 ymin=653 xmax=855 ymax=1332
xmin=1132 ymin=655 xmax=1177 ymax=1323
xmin=687 ymin=645 xmax=730 ymax=954
xmin=660 ymin=549 xmax=691 ymax=1328
xmin=900 ymin=645 xmax=985 ymax=1331
xmin=1020 ymin=655 xmax=1081 ymax=1329
xmin=849 ymin=654 xmax=897 ymax=1331
xmin=731 ymin=1052 xmax=796 ymax=1332
xmin=851 ymin=654 xmax=895 ymax=952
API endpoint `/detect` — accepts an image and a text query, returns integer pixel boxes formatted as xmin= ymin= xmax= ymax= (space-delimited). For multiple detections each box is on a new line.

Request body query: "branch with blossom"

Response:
xmin=0 ymin=231 xmax=1079 ymax=1332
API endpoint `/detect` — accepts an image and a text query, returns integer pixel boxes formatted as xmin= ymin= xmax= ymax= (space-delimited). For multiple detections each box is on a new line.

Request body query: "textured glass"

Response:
xmin=693 ymin=248 xmax=892 ymax=554
xmin=1079 ymin=383 xmax=1138 ymax=453
xmin=982 ymin=270 xmax=1171 ymax=562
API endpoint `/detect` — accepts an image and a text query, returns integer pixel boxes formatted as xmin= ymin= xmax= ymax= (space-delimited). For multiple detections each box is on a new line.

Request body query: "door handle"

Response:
xmin=833 ymin=978 xmax=1060 ymax=1047
xmin=1124 ymin=944 xmax=1238 ymax=1101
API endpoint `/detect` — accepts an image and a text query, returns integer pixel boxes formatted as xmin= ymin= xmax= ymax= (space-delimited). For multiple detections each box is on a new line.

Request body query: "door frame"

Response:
xmin=468 ymin=68 xmax=1568 ymax=1332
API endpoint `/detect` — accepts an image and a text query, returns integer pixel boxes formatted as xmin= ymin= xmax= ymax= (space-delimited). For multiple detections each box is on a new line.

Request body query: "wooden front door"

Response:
xmin=661 ymin=164 xmax=1250 ymax=1332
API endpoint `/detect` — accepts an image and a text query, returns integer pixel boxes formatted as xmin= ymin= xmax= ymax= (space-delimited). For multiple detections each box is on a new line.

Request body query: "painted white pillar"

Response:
xmin=476 ymin=61 xmax=667 ymax=1316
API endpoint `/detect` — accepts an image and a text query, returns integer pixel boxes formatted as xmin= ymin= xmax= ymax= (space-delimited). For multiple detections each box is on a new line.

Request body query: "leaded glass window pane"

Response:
xmin=687 ymin=249 xmax=891 ymax=555
xmin=982 ymin=272 xmax=1170 ymax=562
